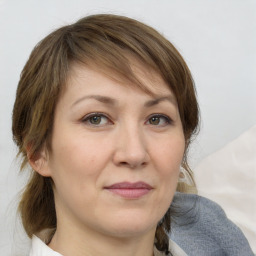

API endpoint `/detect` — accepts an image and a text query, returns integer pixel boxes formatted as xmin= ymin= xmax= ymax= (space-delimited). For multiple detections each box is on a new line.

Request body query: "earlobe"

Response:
xmin=27 ymin=146 xmax=52 ymax=177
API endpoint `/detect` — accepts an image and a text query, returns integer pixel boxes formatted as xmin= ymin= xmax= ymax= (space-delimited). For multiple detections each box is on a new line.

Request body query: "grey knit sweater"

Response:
xmin=169 ymin=193 xmax=254 ymax=256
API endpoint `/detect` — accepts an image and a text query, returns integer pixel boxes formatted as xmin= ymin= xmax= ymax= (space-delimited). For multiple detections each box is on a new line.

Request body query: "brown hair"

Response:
xmin=12 ymin=14 xmax=199 ymax=254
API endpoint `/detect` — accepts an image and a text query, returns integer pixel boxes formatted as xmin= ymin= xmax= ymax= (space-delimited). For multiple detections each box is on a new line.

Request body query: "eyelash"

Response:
xmin=81 ymin=112 xmax=172 ymax=127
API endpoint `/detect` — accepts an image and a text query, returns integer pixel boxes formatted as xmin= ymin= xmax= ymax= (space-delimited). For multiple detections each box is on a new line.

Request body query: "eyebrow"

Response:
xmin=71 ymin=95 xmax=117 ymax=108
xmin=71 ymin=94 xmax=176 ymax=108
xmin=144 ymin=96 xmax=176 ymax=107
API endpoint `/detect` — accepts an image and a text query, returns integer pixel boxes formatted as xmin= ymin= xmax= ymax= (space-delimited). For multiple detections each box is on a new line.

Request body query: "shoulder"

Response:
xmin=169 ymin=192 xmax=254 ymax=256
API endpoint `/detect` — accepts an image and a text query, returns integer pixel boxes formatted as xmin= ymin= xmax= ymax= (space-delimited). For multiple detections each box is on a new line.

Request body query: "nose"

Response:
xmin=112 ymin=124 xmax=149 ymax=169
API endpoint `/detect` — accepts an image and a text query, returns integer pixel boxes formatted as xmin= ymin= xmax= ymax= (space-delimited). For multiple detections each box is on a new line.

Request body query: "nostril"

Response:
xmin=120 ymin=161 xmax=135 ymax=168
xmin=120 ymin=161 xmax=128 ymax=166
xmin=118 ymin=161 xmax=147 ymax=169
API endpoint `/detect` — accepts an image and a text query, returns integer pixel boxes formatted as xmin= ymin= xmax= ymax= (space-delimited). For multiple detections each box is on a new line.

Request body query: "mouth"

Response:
xmin=104 ymin=182 xmax=153 ymax=199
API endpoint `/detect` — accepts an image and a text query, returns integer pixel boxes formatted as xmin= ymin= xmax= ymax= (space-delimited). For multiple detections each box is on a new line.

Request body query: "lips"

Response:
xmin=104 ymin=182 xmax=153 ymax=199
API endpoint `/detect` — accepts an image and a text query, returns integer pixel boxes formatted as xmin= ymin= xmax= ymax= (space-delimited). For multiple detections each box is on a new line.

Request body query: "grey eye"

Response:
xmin=83 ymin=114 xmax=110 ymax=126
xmin=89 ymin=115 xmax=102 ymax=125
xmin=148 ymin=115 xmax=171 ymax=126
xmin=149 ymin=116 xmax=161 ymax=125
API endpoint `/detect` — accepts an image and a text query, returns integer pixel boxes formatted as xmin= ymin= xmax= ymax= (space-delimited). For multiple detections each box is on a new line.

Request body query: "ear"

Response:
xmin=27 ymin=144 xmax=52 ymax=177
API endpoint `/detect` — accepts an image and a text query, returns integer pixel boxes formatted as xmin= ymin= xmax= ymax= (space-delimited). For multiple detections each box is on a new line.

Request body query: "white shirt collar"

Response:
xmin=29 ymin=234 xmax=187 ymax=256
xmin=29 ymin=235 xmax=63 ymax=256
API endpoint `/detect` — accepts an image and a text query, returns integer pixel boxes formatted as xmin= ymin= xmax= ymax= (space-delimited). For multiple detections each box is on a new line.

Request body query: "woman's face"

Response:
xmin=38 ymin=62 xmax=185 ymax=239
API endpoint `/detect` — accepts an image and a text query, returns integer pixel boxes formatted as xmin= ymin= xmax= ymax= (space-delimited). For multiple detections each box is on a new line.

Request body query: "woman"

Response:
xmin=12 ymin=14 xmax=253 ymax=256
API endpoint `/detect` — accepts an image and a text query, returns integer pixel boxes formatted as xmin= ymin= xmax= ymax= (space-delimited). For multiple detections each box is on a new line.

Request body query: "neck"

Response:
xmin=48 ymin=222 xmax=156 ymax=256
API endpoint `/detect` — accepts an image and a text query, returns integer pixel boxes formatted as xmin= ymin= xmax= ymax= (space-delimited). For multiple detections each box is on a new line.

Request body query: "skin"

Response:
xmin=33 ymin=62 xmax=185 ymax=256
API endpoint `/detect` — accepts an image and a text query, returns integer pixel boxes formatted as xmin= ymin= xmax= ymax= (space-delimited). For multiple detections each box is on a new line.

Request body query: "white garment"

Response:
xmin=169 ymin=240 xmax=187 ymax=256
xmin=29 ymin=235 xmax=62 ymax=256
xmin=29 ymin=235 xmax=187 ymax=256
xmin=194 ymin=125 xmax=256 ymax=253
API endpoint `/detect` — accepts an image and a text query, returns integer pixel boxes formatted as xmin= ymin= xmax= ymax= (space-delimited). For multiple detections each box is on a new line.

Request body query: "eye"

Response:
xmin=82 ymin=113 xmax=111 ymax=126
xmin=146 ymin=114 xmax=172 ymax=126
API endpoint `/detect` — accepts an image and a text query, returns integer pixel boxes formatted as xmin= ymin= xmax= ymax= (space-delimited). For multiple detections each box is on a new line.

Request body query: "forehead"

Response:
xmin=66 ymin=59 xmax=173 ymax=98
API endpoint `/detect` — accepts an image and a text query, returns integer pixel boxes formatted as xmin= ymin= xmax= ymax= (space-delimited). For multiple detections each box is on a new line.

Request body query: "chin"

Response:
xmin=99 ymin=213 xmax=159 ymax=238
xmin=104 ymin=224 xmax=156 ymax=239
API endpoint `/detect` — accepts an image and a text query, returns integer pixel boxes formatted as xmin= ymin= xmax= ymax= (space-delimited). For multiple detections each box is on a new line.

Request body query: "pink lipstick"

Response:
xmin=104 ymin=182 xmax=152 ymax=199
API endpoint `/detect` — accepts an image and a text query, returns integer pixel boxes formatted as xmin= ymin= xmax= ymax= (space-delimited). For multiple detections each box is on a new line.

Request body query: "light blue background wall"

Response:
xmin=0 ymin=0 xmax=255 ymax=255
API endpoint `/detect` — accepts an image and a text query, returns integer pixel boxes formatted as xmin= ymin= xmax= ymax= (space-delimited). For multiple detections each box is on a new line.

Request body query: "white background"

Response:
xmin=0 ymin=0 xmax=255 ymax=255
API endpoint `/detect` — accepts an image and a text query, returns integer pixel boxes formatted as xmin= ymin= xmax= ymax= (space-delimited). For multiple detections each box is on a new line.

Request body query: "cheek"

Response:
xmin=49 ymin=132 xmax=112 ymax=184
xmin=48 ymin=136 xmax=108 ymax=209
xmin=151 ymin=136 xmax=185 ymax=192
xmin=153 ymin=138 xmax=185 ymax=171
